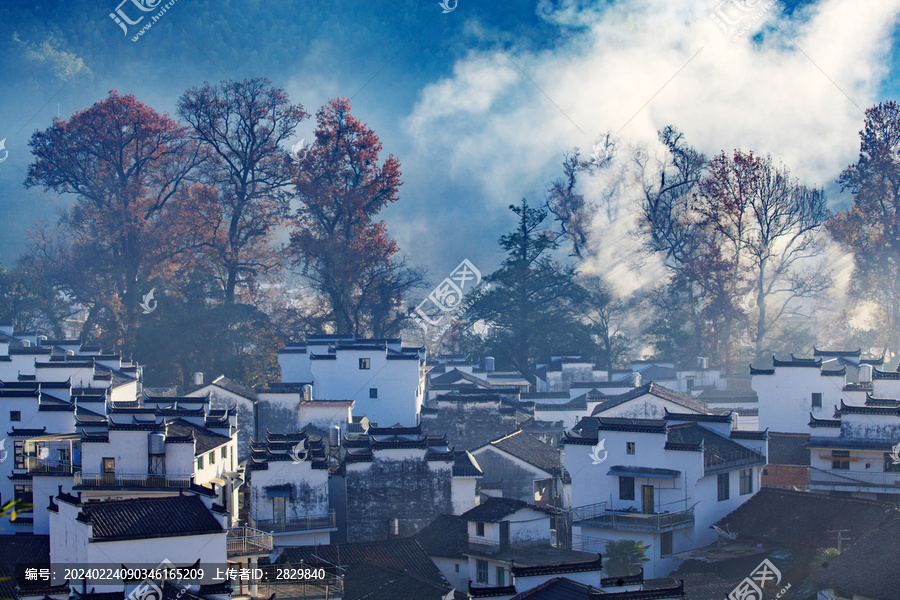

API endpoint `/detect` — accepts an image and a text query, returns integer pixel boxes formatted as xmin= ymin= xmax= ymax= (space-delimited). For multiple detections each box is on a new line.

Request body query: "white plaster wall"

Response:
xmin=753 ymin=368 xmax=844 ymax=433
xmin=451 ymin=477 xmax=478 ymax=515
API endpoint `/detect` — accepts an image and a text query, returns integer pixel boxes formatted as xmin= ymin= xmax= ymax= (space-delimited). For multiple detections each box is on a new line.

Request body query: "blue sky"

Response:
xmin=1 ymin=0 xmax=899 ymax=290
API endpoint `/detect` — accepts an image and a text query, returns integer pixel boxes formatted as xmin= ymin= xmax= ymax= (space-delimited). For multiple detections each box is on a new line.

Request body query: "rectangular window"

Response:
xmin=619 ymin=476 xmax=635 ymax=501
xmin=626 ymin=442 xmax=635 ymax=455
xmin=10 ymin=411 xmax=21 ymax=422
xmin=832 ymin=450 xmax=850 ymax=470
xmin=496 ymin=567 xmax=505 ymax=587
xmin=369 ymin=388 xmax=378 ymax=399
xmin=661 ymin=531 xmax=673 ymax=556
xmin=197 ymin=455 xmax=204 ymax=469
xmin=476 ymin=522 xmax=485 ymax=537
xmin=455 ymin=564 xmax=460 ymax=573
xmin=739 ymin=468 xmax=753 ymax=495
xmin=13 ymin=485 xmax=33 ymax=514
xmin=272 ymin=496 xmax=286 ymax=520
xmin=102 ymin=457 xmax=115 ymax=473
xmin=885 ymin=453 xmax=900 ymax=473
xmin=476 ymin=560 xmax=488 ymax=583
xmin=718 ymin=472 xmax=730 ymax=501
xmin=209 ymin=451 xmax=215 ymax=465
xmin=14 ymin=441 xmax=24 ymax=469
xmin=812 ymin=393 xmax=823 ymax=408
xmin=221 ymin=446 xmax=228 ymax=459
xmin=359 ymin=358 xmax=370 ymax=370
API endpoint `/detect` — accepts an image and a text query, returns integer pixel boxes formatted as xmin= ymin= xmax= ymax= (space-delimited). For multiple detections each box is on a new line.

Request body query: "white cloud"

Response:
xmin=402 ymin=0 xmax=900 ymax=300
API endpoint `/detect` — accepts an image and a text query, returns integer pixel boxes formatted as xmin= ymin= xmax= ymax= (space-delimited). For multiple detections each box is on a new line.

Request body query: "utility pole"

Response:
xmin=827 ymin=529 xmax=851 ymax=554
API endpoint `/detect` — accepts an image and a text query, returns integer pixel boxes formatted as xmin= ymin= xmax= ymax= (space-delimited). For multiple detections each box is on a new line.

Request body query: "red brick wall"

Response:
xmin=761 ymin=465 xmax=808 ymax=488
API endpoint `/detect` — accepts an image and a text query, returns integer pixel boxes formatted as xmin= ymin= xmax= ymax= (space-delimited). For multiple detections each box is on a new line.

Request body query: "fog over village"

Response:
xmin=1 ymin=1 xmax=900 ymax=600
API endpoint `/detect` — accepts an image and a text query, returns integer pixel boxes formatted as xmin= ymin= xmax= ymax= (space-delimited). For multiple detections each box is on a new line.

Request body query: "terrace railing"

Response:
xmin=74 ymin=472 xmax=191 ymax=488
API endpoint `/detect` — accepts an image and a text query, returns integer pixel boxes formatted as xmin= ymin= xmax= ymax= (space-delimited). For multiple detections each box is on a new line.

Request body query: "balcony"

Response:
xmin=571 ymin=502 xmax=695 ymax=532
xmin=25 ymin=457 xmax=81 ymax=475
xmin=251 ymin=511 xmax=337 ymax=533
xmin=809 ymin=467 xmax=900 ymax=492
xmin=74 ymin=472 xmax=191 ymax=489
xmin=227 ymin=526 xmax=274 ymax=557
xmin=458 ymin=535 xmax=506 ymax=555
xmin=705 ymin=448 xmax=767 ymax=476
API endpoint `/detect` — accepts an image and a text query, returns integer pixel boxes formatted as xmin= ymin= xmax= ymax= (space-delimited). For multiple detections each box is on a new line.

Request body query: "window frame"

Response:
xmin=832 ymin=450 xmax=850 ymax=470
xmin=369 ymin=387 xmax=378 ymax=399
xmin=884 ymin=453 xmax=900 ymax=473
xmin=476 ymin=522 xmax=485 ymax=537
xmin=626 ymin=442 xmax=635 ymax=455
xmin=717 ymin=472 xmax=730 ymax=501
xmin=739 ymin=468 xmax=753 ymax=495
xmin=359 ymin=358 xmax=371 ymax=370
xmin=661 ymin=531 xmax=673 ymax=556
xmin=619 ymin=476 xmax=635 ymax=501
xmin=10 ymin=411 xmax=21 ymax=422
xmin=476 ymin=560 xmax=488 ymax=584
xmin=811 ymin=392 xmax=823 ymax=408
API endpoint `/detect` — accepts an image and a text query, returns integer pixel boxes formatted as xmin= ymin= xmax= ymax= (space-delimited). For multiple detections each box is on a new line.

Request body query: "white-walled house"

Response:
xmin=185 ymin=375 xmax=257 ymax=461
xmin=340 ymin=423 xmax=479 ymax=541
xmin=276 ymin=335 xmax=425 ymax=427
xmin=563 ymin=411 xmax=767 ymax=577
xmin=471 ymin=430 xmax=569 ymax=508
xmin=48 ymin=490 xmax=227 ymax=592
xmin=246 ymin=430 xmax=335 ymax=546
xmin=808 ymin=400 xmax=900 ymax=505
xmin=590 ymin=383 xmax=707 ymax=420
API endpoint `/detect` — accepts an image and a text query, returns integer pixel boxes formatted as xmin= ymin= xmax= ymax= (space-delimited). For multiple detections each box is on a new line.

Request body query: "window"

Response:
xmin=717 ymin=472 xmax=730 ymax=501
xmin=209 ymin=451 xmax=215 ymax=465
xmin=619 ymin=476 xmax=635 ymax=501
xmin=369 ymin=388 xmax=378 ymax=399
xmin=476 ymin=522 xmax=485 ymax=537
xmin=496 ymin=567 xmax=505 ymax=586
xmin=221 ymin=446 xmax=228 ymax=459
xmin=359 ymin=358 xmax=370 ymax=370
xmin=14 ymin=441 xmax=24 ymax=469
xmin=197 ymin=455 xmax=204 ymax=469
xmin=13 ymin=485 xmax=32 ymax=514
xmin=832 ymin=450 xmax=850 ymax=470
xmin=811 ymin=393 xmax=822 ymax=408
xmin=885 ymin=453 xmax=900 ymax=473
xmin=739 ymin=468 xmax=753 ymax=495
xmin=476 ymin=560 xmax=488 ymax=584
xmin=626 ymin=442 xmax=635 ymax=455
xmin=102 ymin=457 xmax=115 ymax=473
xmin=454 ymin=564 xmax=459 ymax=573
xmin=686 ymin=378 xmax=695 ymax=391
xmin=272 ymin=496 xmax=286 ymax=520
xmin=10 ymin=411 xmax=20 ymax=422
xmin=661 ymin=531 xmax=673 ymax=556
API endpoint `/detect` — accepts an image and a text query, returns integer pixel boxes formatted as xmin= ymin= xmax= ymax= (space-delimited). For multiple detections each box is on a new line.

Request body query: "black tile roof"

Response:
xmin=453 ymin=451 xmax=484 ymax=477
xmin=590 ymin=383 xmax=706 ymax=416
xmin=511 ymin=555 xmax=603 ymax=577
xmin=274 ymin=538 xmax=451 ymax=600
xmin=715 ymin=488 xmax=896 ymax=550
xmin=767 ymin=433 xmax=810 ymax=466
xmin=459 ymin=497 xmax=551 ymax=523
xmin=667 ymin=423 xmax=764 ymax=469
xmin=165 ymin=418 xmax=231 ymax=455
xmin=484 ymin=430 xmax=563 ymax=474
xmin=507 ymin=576 xmax=685 ymax=600
xmin=185 ymin=375 xmax=258 ymax=400
xmin=415 ymin=514 xmax=468 ymax=559
xmin=0 ymin=534 xmax=51 ymax=600
xmin=806 ymin=515 xmax=900 ymax=600
xmin=77 ymin=495 xmax=223 ymax=541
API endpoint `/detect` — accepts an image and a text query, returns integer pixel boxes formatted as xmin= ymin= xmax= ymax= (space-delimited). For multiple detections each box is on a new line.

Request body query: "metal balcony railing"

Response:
xmin=251 ymin=510 xmax=336 ymax=533
xmin=705 ymin=449 xmax=766 ymax=476
xmin=226 ymin=526 xmax=274 ymax=557
xmin=571 ymin=503 xmax=695 ymax=532
xmin=74 ymin=472 xmax=191 ymax=488
xmin=458 ymin=535 xmax=507 ymax=554
xmin=809 ymin=466 xmax=900 ymax=491
xmin=26 ymin=457 xmax=81 ymax=474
